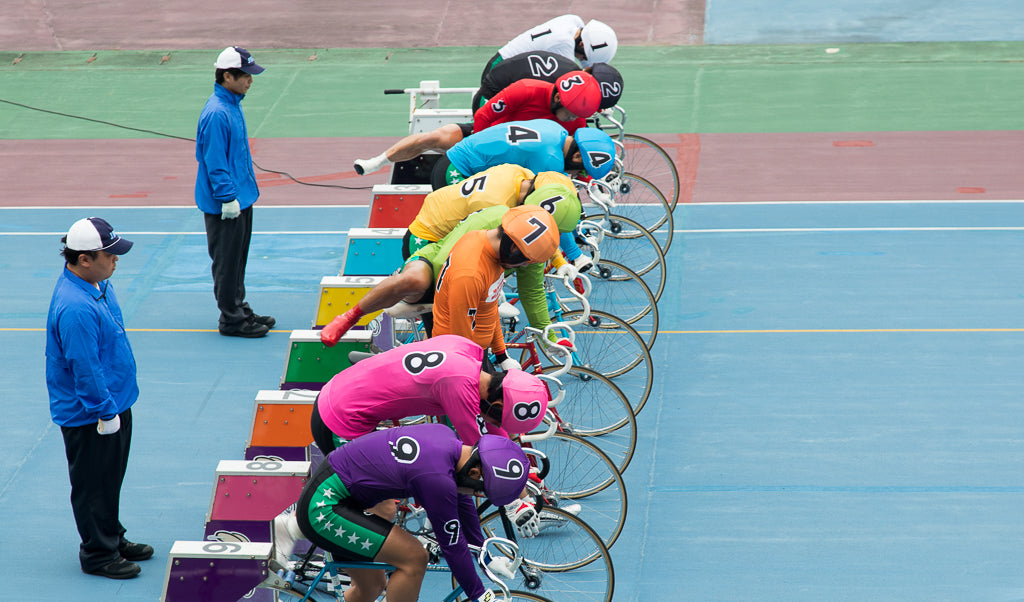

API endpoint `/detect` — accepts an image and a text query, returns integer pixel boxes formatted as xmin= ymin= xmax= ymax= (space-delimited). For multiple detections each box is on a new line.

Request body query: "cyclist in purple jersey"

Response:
xmin=279 ymin=424 xmax=529 ymax=602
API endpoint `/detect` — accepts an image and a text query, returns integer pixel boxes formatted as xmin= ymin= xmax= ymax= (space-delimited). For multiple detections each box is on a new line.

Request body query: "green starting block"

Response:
xmin=281 ymin=329 xmax=372 ymax=389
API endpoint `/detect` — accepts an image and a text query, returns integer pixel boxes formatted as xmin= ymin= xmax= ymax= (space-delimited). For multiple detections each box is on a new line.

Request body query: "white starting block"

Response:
xmin=160 ymin=540 xmax=279 ymax=602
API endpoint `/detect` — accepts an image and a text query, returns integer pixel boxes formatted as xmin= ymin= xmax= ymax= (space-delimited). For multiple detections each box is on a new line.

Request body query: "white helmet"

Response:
xmin=580 ymin=20 xmax=618 ymax=67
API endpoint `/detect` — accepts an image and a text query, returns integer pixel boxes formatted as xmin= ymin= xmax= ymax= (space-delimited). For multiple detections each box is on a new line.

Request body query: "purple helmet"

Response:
xmin=501 ymin=369 xmax=550 ymax=433
xmin=477 ymin=435 xmax=530 ymax=505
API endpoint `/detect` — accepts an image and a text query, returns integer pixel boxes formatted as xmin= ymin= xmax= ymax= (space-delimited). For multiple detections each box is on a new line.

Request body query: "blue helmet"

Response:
xmin=572 ymin=128 xmax=616 ymax=179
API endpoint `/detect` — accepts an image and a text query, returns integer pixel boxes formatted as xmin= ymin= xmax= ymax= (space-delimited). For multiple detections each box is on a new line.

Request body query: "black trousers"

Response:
xmin=61 ymin=408 xmax=133 ymax=571
xmin=204 ymin=206 xmax=254 ymax=328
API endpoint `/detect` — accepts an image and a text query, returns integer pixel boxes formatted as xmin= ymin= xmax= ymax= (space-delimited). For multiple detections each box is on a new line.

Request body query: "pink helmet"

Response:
xmin=501 ymin=369 xmax=549 ymax=433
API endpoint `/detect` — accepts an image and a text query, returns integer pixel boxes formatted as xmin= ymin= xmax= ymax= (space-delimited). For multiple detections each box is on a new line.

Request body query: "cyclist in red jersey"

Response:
xmin=354 ymin=71 xmax=600 ymax=177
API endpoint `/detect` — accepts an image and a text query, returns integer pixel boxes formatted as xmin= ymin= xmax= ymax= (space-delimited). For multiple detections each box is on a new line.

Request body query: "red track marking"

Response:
xmin=833 ymin=140 xmax=875 ymax=147
xmin=956 ymin=187 xmax=986 ymax=194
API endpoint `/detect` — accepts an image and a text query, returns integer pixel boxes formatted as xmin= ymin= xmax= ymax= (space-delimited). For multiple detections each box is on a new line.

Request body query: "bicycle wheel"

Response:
xmin=582 ymin=172 xmax=673 ymax=254
xmin=622 ymin=134 xmax=680 ymax=211
xmin=559 ymin=259 xmax=659 ymax=350
xmin=528 ymin=432 xmax=628 ymax=548
xmin=580 ymin=214 xmax=666 ymax=303
xmin=478 ymin=507 xmax=615 ymax=602
xmin=544 ymin=308 xmax=652 ymax=400
xmin=549 ymin=368 xmax=637 ymax=473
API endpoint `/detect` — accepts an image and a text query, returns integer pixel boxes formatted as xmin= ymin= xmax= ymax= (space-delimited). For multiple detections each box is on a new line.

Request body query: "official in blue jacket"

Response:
xmin=195 ymin=46 xmax=275 ymax=338
xmin=46 ymin=217 xmax=152 ymax=580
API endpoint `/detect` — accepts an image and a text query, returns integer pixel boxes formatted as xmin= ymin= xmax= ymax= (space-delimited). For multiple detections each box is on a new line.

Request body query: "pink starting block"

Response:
xmin=203 ymin=459 xmax=309 ymax=545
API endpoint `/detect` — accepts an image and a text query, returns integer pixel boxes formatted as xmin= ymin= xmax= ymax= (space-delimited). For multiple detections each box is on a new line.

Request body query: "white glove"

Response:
xmin=221 ymin=199 xmax=241 ymax=220
xmin=573 ymin=255 xmax=594 ymax=274
xmin=482 ymin=551 xmax=517 ymax=580
xmin=97 ymin=415 xmax=121 ymax=435
xmin=498 ymin=356 xmax=522 ymax=372
xmin=555 ymin=262 xmax=579 ymax=282
xmin=588 ymin=182 xmax=613 ymax=206
xmin=504 ymin=499 xmax=540 ymax=538
xmin=472 ymin=591 xmax=497 ymax=602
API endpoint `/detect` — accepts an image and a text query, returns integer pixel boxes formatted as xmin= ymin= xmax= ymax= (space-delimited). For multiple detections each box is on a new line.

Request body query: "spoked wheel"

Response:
xmin=477 ymin=507 xmax=615 ymax=602
xmin=621 ymin=134 xmax=680 ymax=211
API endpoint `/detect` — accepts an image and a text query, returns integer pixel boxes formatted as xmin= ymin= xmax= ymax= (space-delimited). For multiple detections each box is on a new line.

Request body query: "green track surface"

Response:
xmin=2 ymin=42 xmax=1023 ymax=140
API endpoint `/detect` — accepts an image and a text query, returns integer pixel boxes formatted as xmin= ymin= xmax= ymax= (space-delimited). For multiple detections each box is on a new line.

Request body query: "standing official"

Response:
xmin=46 ymin=217 xmax=152 ymax=579
xmin=195 ymin=46 xmax=275 ymax=337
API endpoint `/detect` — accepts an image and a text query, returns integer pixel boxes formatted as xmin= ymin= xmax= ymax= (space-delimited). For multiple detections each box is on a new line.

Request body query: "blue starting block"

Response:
xmin=341 ymin=227 xmax=406 ymax=276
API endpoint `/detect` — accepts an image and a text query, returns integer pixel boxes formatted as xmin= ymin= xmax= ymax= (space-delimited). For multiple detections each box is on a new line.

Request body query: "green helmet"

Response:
xmin=523 ymin=183 xmax=581 ymax=234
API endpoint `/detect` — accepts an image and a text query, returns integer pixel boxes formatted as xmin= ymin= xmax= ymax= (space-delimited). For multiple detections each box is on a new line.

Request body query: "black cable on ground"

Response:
xmin=0 ymin=98 xmax=374 ymax=191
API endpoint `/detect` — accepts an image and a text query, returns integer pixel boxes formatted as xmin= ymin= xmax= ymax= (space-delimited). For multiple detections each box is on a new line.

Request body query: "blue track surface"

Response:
xmin=4 ymin=201 xmax=1024 ymax=599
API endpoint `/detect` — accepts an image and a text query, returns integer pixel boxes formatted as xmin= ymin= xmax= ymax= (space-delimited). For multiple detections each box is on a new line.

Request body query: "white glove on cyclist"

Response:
xmin=555 ymin=262 xmax=579 ymax=282
xmin=97 ymin=415 xmax=121 ymax=435
xmin=221 ymin=199 xmax=241 ymax=220
xmin=472 ymin=591 xmax=497 ymax=602
xmin=482 ymin=551 xmax=517 ymax=580
xmin=588 ymin=182 xmax=613 ymax=206
xmin=498 ymin=356 xmax=522 ymax=372
xmin=504 ymin=499 xmax=540 ymax=538
xmin=573 ymin=255 xmax=594 ymax=275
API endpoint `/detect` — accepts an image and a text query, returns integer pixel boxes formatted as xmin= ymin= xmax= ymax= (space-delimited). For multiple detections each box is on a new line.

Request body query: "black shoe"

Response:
xmin=251 ymin=313 xmax=276 ymax=328
xmin=219 ymin=319 xmax=269 ymax=338
xmin=84 ymin=557 xmax=140 ymax=579
xmin=119 ymin=540 xmax=154 ymax=562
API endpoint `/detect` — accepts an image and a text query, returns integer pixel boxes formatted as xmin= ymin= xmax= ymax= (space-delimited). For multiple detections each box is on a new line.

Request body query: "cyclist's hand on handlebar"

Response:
xmin=573 ymin=255 xmax=594 ymax=275
xmin=472 ymin=591 xmax=498 ymax=602
xmin=482 ymin=551 xmax=517 ymax=580
xmin=555 ymin=262 xmax=579 ymax=282
xmin=498 ymin=356 xmax=522 ymax=371
xmin=504 ymin=500 xmax=540 ymax=538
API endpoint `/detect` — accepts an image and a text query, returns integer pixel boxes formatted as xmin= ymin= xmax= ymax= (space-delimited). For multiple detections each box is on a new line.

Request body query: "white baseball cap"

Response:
xmin=65 ymin=217 xmax=133 ymax=255
xmin=214 ymin=46 xmax=265 ymax=74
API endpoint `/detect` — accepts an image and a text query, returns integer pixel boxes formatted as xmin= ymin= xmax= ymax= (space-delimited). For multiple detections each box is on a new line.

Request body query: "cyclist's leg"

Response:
xmin=354 ymin=123 xmax=466 ymax=176
xmin=370 ymin=528 xmax=429 ymax=602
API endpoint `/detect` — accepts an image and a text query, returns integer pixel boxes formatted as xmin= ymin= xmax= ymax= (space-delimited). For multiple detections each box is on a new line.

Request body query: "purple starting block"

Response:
xmin=160 ymin=540 xmax=277 ymax=602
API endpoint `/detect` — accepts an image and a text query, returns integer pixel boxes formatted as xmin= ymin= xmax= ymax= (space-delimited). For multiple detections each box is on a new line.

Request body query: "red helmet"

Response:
xmin=555 ymin=71 xmax=601 ymax=119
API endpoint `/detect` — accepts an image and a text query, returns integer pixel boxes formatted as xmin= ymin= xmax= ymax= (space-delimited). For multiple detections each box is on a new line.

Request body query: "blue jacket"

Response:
xmin=46 ymin=268 xmax=139 ymax=427
xmin=194 ymin=83 xmax=260 ymax=214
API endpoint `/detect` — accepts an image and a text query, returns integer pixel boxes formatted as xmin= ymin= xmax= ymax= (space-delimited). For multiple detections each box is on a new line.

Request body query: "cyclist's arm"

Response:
xmin=513 ymin=263 xmax=551 ymax=331
xmin=472 ymin=81 xmax=525 ymax=133
xmin=413 ymin=479 xmax=487 ymax=599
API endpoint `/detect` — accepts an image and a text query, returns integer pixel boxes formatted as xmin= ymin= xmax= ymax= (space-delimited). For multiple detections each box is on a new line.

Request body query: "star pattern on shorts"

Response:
xmin=348 ymin=532 xmax=360 ymax=545
xmin=334 ymin=524 xmax=346 ymax=538
xmin=315 ymin=512 xmax=327 ymax=524
xmin=321 ymin=488 xmax=336 ymax=500
xmin=316 ymin=500 xmax=327 ymax=508
xmin=361 ymin=538 xmax=373 ymax=550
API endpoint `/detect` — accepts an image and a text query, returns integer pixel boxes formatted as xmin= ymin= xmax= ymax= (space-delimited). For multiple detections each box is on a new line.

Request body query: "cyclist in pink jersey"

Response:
xmin=310 ymin=335 xmax=549 ymax=454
